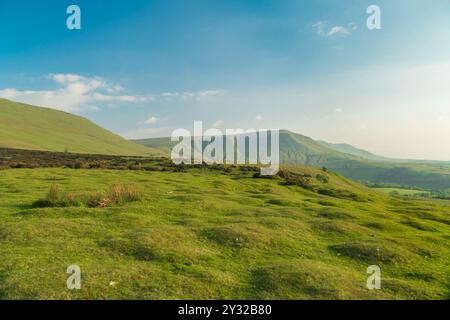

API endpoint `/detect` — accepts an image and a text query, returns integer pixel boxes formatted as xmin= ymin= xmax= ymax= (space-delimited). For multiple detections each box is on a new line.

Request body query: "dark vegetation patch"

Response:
xmin=329 ymin=241 xmax=410 ymax=264
xmin=363 ymin=222 xmax=387 ymax=230
xmin=317 ymin=200 xmax=338 ymax=207
xmin=0 ymin=148 xmax=237 ymax=174
xmin=403 ymin=272 xmax=436 ymax=282
xmin=277 ymin=169 xmax=314 ymax=190
xmin=266 ymin=199 xmax=290 ymax=206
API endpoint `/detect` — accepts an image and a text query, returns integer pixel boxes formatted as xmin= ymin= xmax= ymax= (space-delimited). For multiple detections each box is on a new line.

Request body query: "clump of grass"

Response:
xmin=108 ymin=184 xmax=141 ymax=203
xmin=32 ymin=183 xmax=141 ymax=208
xmin=32 ymin=184 xmax=81 ymax=208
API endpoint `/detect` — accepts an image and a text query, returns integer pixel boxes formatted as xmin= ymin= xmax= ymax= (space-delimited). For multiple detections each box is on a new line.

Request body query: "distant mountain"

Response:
xmin=135 ymin=130 xmax=364 ymax=165
xmin=0 ymin=99 xmax=159 ymax=156
xmin=317 ymin=140 xmax=391 ymax=162
xmin=134 ymin=130 xmax=450 ymax=191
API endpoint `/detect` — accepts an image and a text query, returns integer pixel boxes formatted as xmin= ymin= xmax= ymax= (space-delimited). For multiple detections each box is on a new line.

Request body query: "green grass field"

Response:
xmin=1 ymin=165 xmax=449 ymax=299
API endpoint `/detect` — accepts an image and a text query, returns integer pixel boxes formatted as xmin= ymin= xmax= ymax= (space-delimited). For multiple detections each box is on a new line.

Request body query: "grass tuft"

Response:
xmin=32 ymin=183 xmax=141 ymax=208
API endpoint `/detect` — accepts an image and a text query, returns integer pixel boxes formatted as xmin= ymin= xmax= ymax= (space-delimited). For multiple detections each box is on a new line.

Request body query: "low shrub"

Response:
xmin=277 ymin=169 xmax=314 ymax=190
xmin=316 ymin=174 xmax=329 ymax=183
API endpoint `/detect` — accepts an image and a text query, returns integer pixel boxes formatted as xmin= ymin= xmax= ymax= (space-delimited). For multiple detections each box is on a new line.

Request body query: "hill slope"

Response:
xmin=0 ymin=99 xmax=158 ymax=156
xmin=317 ymin=140 xmax=391 ymax=162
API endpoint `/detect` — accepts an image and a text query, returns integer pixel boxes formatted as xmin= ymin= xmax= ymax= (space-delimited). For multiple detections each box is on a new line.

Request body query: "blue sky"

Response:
xmin=1 ymin=0 xmax=450 ymax=159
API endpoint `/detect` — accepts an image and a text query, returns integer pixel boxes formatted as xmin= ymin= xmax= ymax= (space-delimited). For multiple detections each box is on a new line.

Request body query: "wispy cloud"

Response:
xmin=0 ymin=74 xmax=147 ymax=112
xmin=327 ymin=26 xmax=349 ymax=37
xmin=0 ymin=74 xmax=225 ymax=112
xmin=312 ymin=21 xmax=355 ymax=38
xmin=144 ymin=116 xmax=160 ymax=125
xmin=158 ymin=90 xmax=224 ymax=100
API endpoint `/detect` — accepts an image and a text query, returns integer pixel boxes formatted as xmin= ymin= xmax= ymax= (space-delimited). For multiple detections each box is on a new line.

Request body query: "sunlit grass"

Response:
xmin=0 ymin=167 xmax=449 ymax=299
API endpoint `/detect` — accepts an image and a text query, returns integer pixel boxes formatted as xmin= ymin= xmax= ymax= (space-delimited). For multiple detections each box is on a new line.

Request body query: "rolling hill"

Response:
xmin=317 ymin=140 xmax=391 ymax=162
xmin=0 ymin=99 xmax=159 ymax=156
xmin=134 ymin=131 xmax=450 ymax=191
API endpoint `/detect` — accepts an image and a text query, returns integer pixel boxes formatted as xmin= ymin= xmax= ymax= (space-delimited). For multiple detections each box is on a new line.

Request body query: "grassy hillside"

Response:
xmin=0 ymin=159 xmax=449 ymax=299
xmin=134 ymin=131 xmax=450 ymax=191
xmin=317 ymin=140 xmax=391 ymax=162
xmin=0 ymin=99 xmax=159 ymax=156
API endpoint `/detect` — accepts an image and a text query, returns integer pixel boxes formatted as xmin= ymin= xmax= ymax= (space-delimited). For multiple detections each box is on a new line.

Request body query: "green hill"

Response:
xmin=317 ymin=140 xmax=391 ymax=162
xmin=0 ymin=99 xmax=158 ymax=156
xmin=134 ymin=130 xmax=364 ymax=164
xmin=134 ymin=130 xmax=450 ymax=191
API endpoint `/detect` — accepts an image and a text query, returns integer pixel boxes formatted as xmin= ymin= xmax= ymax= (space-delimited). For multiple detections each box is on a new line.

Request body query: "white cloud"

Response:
xmin=255 ymin=115 xmax=264 ymax=121
xmin=0 ymin=74 xmax=148 ymax=112
xmin=327 ymin=26 xmax=349 ymax=37
xmin=51 ymin=73 xmax=84 ymax=84
xmin=312 ymin=21 xmax=327 ymax=36
xmin=335 ymin=108 xmax=343 ymax=113
xmin=312 ymin=21 xmax=354 ymax=38
xmin=144 ymin=116 xmax=160 ymax=125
